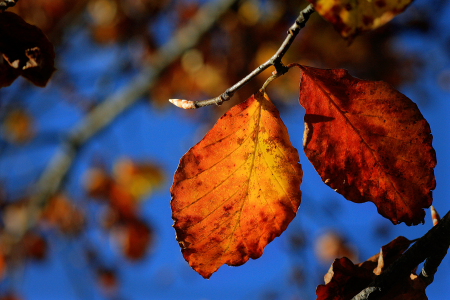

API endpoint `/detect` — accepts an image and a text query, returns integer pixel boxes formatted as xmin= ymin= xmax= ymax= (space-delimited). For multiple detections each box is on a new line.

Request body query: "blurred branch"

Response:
xmin=22 ymin=0 xmax=240 ymax=236
xmin=169 ymin=3 xmax=315 ymax=109
xmin=352 ymin=210 xmax=450 ymax=300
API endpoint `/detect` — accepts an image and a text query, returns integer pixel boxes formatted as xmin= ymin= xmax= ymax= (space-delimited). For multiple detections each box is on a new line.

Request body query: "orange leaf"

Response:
xmin=113 ymin=158 xmax=165 ymax=201
xmin=2 ymin=109 xmax=35 ymax=144
xmin=299 ymin=66 xmax=436 ymax=225
xmin=307 ymin=0 xmax=413 ymax=41
xmin=41 ymin=193 xmax=85 ymax=235
xmin=171 ymin=92 xmax=303 ymax=278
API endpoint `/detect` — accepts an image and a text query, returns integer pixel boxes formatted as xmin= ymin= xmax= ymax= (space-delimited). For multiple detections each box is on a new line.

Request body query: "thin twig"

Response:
xmin=352 ymin=210 xmax=450 ymax=300
xmin=169 ymin=3 xmax=315 ymax=109
xmin=20 ymin=0 xmax=240 ymax=237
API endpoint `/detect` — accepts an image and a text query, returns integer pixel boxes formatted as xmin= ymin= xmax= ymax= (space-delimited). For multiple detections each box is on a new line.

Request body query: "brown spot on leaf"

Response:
xmin=362 ymin=15 xmax=374 ymax=26
xmin=171 ymin=92 xmax=302 ymax=278
xmin=299 ymin=66 xmax=436 ymax=225
xmin=375 ymin=0 xmax=387 ymax=8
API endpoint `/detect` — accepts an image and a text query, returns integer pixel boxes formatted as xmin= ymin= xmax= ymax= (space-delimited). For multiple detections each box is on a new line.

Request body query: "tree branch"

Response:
xmin=21 ymin=0 xmax=240 ymax=237
xmin=169 ymin=3 xmax=315 ymax=109
xmin=352 ymin=209 xmax=450 ymax=300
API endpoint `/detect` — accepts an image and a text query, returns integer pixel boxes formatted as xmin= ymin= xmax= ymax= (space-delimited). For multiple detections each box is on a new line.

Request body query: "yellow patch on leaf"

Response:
xmin=308 ymin=0 xmax=413 ymax=40
xmin=171 ymin=92 xmax=303 ymax=278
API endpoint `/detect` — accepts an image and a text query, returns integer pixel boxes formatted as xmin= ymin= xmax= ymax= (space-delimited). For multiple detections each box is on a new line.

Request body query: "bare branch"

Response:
xmin=352 ymin=209 xmax=450 ymax=300
xmin=169 ymin=3 xmax=315 ymax=109
xmin=21 ymin=0 xmax=240 ymax=237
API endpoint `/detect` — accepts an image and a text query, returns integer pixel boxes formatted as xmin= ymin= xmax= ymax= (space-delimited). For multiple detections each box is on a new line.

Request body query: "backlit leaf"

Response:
xmin=373 ymin=236 xmax=413 ymax=275
xmin=317 ymin=236 xmax=424 ymax=300
xmin=308 ymin=0 xmax=413 ymax=40
xmin=317 ymin=257 xmax=374 ymax=300
xmin=171 ymin=92 xmax=303 ymax=278
xmin=299 ymin=66 xmax=436 ymax=225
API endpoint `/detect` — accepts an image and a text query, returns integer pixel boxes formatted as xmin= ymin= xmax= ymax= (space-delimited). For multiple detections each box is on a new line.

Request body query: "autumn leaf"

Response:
xmin=315 ymin=231 xmax=358 ymax=264
xmin=113 ymin=158 xmax=165 ymax=201
xmin=85 ymin=159 xmax=164 ymax=219
xmin=0 ymin=12 xmax=55 ymax=87
xmin=2 ymin=108 xmax=35 ymax=143
xmin=115 ymin=218 xmax=154 ymax=260
xmin=366 ymin=236 xmax=413 ymax=275
xmin=307 ymin=0 xmax=413 ymax=41
xmin=41 ymin=193 xmax=85 ymax=235
xmin=317 ymin=236 xmax=424 ymax=300
xmin=299 ymin=66 xmax=436 ymax=225
xmin=171 ymin=92 xmax=303 ymax=278
xmin=0 ymin=249 xmax=6 ymax=281
xmin=317 ymin=257 xmax=375 ymax=300
xmin=23 ymin=231 xmax=48 ymax=260
xmin=97 ymin=267 xmax=119 ymax=297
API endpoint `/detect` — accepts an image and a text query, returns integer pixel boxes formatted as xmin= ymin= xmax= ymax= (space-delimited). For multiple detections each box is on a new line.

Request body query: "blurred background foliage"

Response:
xmin=0 ymin=0 xmax=449 ymax=299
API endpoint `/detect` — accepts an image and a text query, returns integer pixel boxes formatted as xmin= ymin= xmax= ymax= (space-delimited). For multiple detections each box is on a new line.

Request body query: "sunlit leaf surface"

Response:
xmin=299 ymin=66 xmax=436 ymax=225
xmin=171 ymin=92 xmax=303 ymax=278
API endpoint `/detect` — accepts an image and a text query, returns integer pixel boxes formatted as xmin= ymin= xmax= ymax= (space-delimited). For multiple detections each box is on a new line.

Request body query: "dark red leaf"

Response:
xmin=299 ymin=66 xmax=436 ymax=225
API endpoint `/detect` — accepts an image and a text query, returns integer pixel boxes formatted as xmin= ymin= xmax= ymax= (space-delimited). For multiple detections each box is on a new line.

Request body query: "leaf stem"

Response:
xmin=169 ymin=3 xmax=315 ymax=109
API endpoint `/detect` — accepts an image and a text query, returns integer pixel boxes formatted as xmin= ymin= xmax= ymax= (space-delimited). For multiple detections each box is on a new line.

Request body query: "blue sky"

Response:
xmin=0 ymin=0 xmax=449 ymax=299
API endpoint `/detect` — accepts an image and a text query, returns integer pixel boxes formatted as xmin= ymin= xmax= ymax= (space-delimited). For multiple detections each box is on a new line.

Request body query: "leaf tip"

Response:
xmin=430 ymin=205 xmax=440 ymax=226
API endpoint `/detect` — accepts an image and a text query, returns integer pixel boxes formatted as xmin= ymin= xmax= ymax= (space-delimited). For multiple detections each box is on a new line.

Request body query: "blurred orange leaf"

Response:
xmin=0 ymin=249 xmax=7 ymax=281
xmin=171 ymin=92 xmax=303 ymax=278
xmin=112 ymin=218 xmax=153 ymax=260
xmin=85 ymin=159 xmax=164 ymax=219
xmin=315 ymin=231 xmax=358 ymax=264
xmin=0 ymin=294 xmax=23 ymax=300
xmin=2 ymin=109 xmax=35 ymax=144
xmin=97 ymin=267 xmax=119 ymax=296
xmin=23 ymin=231 xmax=47 ymax=260
xmin=85 ymin=167 xmax=114 ymax=199
xmin=41 ymin=194 xmax=85 ymax=235
xmin=113 ymin=158 xmax=165 ymax=201
xmin=299 ymin=66 xmax=436 ymax=225
xmin=308 ymin=0 xmax=413 ymax=41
